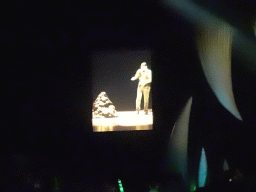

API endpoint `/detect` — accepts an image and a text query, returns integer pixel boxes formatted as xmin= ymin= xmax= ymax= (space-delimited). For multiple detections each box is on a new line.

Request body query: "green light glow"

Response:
xmin=118 ymin=179 xmax=124 ymax=192
xmin=190 ymin=180 xmax=197 ymax=192
xmin=54 ymin=176 xmax=59 ymax=192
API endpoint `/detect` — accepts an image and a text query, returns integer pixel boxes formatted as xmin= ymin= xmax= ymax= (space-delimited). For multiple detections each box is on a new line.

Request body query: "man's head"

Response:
xmin=141 ymin=62 xmax=148 ymax=71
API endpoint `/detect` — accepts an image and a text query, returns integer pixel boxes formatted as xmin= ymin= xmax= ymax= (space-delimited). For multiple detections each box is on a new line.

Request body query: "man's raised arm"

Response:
xmin=131 ymin=69 xmax=141 ymax=81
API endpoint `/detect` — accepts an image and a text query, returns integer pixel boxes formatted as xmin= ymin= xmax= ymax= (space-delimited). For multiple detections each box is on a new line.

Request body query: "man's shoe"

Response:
xmin=136 ymin=110 xmax=139 ymax=115
xmin=144 ymin=110 xmax=148 ymax=115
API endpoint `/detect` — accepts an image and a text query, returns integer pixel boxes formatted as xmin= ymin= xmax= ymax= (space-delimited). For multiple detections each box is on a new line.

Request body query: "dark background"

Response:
xmin=92 ymin=48 xmax=152 ymax=111
xmin=1 ymin=0 xmax=256 ymax=191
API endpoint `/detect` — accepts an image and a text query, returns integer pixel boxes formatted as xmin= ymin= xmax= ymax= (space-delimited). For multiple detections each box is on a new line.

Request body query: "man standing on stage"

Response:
xmin=131 ymin=62 xmax=152 ymax=114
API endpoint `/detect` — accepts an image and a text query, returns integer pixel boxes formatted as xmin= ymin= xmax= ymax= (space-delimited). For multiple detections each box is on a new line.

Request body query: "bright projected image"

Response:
xmin=92 ymin=49 xmax=153 ymax=132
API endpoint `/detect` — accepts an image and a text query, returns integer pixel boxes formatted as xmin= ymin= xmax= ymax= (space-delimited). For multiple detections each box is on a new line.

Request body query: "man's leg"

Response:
xmin=136 ymin=85 xmax=143 ymax=114
xmin=143 ymin=85 xmax=151 ymax=114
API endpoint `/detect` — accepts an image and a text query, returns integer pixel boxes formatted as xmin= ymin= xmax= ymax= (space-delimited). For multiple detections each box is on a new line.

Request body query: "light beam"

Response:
xmin=162 ymin=0 xmax=243 ymax=121
xmin=223 ymin=159 xmax=229 ymax=171
xmin=166 ymin=97 xmax=192 ymax=183
xmin=197 ymin=21 xmax=242 ymax=121
xmin=198 ymin=148 xmax=207 ymax=188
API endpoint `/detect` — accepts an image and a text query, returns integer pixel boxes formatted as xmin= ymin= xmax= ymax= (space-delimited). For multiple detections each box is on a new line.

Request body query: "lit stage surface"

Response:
xmin=93 ymin=111 xmax=153 ymax=132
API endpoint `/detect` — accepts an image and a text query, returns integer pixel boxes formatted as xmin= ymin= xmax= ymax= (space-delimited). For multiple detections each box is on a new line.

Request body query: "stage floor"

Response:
xmin=93 ymin=111 xmax=153 ymax=132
